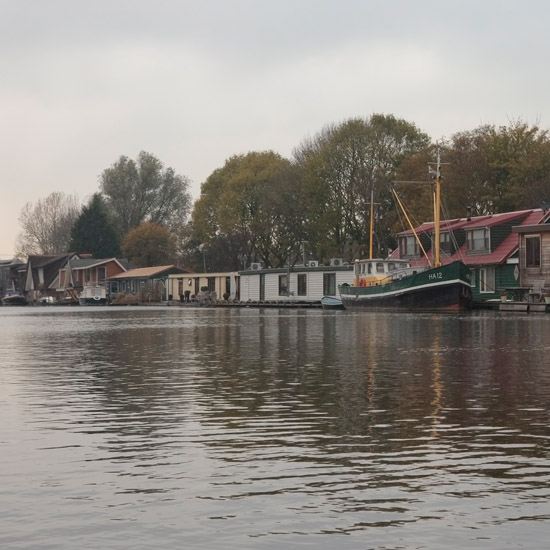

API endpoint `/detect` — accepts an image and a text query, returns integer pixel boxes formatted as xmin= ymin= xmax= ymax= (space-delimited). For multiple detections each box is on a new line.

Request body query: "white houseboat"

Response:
xmin=239 ymin=262 xmax=354 ymax=303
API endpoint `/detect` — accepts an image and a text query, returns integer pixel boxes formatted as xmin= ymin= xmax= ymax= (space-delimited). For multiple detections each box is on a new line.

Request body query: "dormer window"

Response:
xmin=466 ymin=228 xmax=490 ymax=254
xmin=439 ymin=232 xmax=453 ymax=255
xmin=399 ymin=235 xmax=420 ymax=258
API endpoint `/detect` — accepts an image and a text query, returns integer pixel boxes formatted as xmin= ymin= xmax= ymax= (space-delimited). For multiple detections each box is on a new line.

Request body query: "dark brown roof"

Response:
xmin=107 ymin=265 xmax=189 ymax=279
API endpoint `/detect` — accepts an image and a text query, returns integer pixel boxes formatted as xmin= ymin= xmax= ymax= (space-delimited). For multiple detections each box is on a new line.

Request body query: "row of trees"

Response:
xmin=192 ymin=116 xmax=550 ymax=270
xmin=15 ymin=115 xmax=550 ymax=270
xmin=16 ymin=152 xmax=191 ymax=266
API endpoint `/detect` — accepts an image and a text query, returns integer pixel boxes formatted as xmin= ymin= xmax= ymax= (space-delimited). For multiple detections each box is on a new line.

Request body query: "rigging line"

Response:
xmin=391 ymin=186 xmax=431 ymax=266
xmin=439 ymin=197 xmax=466 ymax=263
xmin=390 ymin=187 xmax=408 ymax=234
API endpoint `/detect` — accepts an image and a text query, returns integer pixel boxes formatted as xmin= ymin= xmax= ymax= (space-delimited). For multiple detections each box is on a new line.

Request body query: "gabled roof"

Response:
xmin=25 ymin=253 xmax=77 ymax=291
xmin=0 ymin=259 xmax=24 ymax=268
xmin=399 ymin=209 xmax=540 ymax=236
xmin=398 ymin=208 xmax=549 ymax=267
xmin=66 ymin=257 xmax=128 ymax=271
xmin=107 ymin=265 xmax=190 ymax=279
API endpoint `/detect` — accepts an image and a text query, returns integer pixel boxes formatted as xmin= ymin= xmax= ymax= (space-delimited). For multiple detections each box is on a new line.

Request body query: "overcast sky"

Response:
xmin=1 ymin=0 xmax=549 ymax=258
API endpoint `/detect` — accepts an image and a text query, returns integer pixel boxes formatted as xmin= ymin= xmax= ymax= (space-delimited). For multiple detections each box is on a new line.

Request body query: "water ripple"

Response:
xmin=1 ymin=307 xmax=550 ymax=549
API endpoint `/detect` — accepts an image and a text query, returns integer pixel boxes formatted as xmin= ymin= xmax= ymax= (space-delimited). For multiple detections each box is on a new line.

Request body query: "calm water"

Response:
xmin=1 ymin=306 xmax=550 ymax=550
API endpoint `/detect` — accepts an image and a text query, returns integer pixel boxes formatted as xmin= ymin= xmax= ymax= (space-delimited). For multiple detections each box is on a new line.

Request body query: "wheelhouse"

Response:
xmin=353 ymin=259 xmax=415 ymax=287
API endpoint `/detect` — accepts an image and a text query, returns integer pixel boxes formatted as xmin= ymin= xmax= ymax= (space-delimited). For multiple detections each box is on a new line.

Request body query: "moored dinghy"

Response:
xmin=321 ymin=295 xmax=345 ymax=310
xmin=1 ymin=290 xmax=27 ymax=306
xmin=78 ymin=286 xmax=108 ymax=305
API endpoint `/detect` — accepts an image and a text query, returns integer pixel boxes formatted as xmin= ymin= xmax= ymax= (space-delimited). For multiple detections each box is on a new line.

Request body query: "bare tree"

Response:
xmin=15 ymin=192 xmax=81 ymax=257
xmin=100 ymin=151 xmax=192 ymax=236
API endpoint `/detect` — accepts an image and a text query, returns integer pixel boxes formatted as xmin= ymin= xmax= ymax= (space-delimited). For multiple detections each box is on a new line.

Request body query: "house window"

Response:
xmin=526 ymin=235 xmax=541 ymax=268
xmin=323 ymin=273 xmax=336 ymax=296
xmin=439 ymin=232 xmax=452 ymax=255
xmin=278 ymin=274 xmax=288 ymax=296
xmin=467 ymin=228 xmax=490 ymax=253
xmin=297 ymin=274 xmax=307 ymax=296
xmin=479 ymin=267 xmax=495 ymax=293
xmin=399 ymin=235 xmax=420 ymax=258
xmin=207 ymin=277 xmax=215 ymax=292
xmin=97 ymin=267 xmax=106 ymax=282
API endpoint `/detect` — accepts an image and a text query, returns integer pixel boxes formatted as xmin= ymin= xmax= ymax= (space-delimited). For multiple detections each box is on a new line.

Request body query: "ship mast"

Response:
xmin=430 ymin=149 xmax=443 ymax=268
xmin=369 ymin=189 xmax=374 ymax=259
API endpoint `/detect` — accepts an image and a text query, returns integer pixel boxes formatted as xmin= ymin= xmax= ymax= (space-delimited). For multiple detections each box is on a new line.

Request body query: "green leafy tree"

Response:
xmin=69 ymin=194 xmax=121 ymax=257
xmin=192 ymin=151 xmax=303 ymax=269
xmin=442 ymin=121 xmax=550 ymax=216
xmin=100 ymin=151 xmax=192 ymax=236
xmin=294 ymin=114 xmax=430 ymax=261
xmin=394 ymin=121 xmax=550 ymax=231
xmin=122 ymin=222 xmax=175 ymax=267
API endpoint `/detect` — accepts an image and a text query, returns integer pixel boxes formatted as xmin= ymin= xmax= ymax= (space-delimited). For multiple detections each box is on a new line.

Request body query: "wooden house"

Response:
xmin=58 ymin=257 xmax=129 ymax=303
xmin=24 ymin=254 xmax=78 ymax=303
xmin=395 ymin=208 xmax=550 ymax=302
xmin=513 ymin=218 xmax=550 ymax=293
xmin=167 ymin=271 xmax=239 ymax=303
xmin=107 ymin=265 xmax=190 ymax=303
xmin=239 ymin=264 xmax=354 ymax=303
xmin=0 ymin=259 xmax=24 ymax=296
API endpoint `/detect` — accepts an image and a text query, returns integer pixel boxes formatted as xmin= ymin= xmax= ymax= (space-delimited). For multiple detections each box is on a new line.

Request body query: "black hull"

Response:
xmin=79 ymin=298 xmax=108 ymax=306
xmin=341 ymin=281 xmax=472 ymax=311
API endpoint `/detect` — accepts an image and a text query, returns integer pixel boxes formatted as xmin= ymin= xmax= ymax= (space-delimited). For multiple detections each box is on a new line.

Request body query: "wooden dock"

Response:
xmin=499 ymin=301 xmax=549 ymax=313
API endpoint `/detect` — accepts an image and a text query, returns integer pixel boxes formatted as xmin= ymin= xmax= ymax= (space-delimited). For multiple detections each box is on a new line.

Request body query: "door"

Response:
xmin=260 ymin=274 xmax=265 ymax=301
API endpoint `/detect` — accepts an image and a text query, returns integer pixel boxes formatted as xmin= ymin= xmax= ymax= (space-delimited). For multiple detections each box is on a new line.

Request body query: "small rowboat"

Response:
xmin=321 ymin=295 xmax=345 ymax=310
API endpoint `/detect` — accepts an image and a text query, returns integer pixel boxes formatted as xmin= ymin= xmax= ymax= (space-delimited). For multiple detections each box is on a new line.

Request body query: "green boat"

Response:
xmin=338 ymin=150 xmax=473 ymax=312
xmin=339 ymin=259 xmax=472 ymax=311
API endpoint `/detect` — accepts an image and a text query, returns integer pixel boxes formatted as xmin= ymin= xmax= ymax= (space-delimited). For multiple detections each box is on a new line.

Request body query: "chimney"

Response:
xmin=466 ymin=205 xmax=472 ymax=222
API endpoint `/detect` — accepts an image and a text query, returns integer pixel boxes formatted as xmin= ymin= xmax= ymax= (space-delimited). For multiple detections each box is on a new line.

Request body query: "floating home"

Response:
xmin=167 ymin=271 xmax=239 ymax=302
xmin=395 ymin=208 xmax=550 ymax=303
xmin=107 ymin=265 xmax=190 ymax=303
xmin=239 ymin=262 xmax=354 ymax=303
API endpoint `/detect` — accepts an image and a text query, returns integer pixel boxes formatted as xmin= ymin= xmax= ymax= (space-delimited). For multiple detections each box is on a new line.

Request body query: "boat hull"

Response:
xmin=79 ymin=297 xmax=108 ymax=306
xmin=1 ymin=294 xmax=27 ymax=306
xmin=321 ymin=296 xmax=345 ymax=310
xmin=339 ymin=261 xmax=472 ymax=311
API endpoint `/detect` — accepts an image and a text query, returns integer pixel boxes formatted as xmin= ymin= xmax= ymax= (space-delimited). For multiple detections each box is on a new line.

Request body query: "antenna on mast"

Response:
xmin=429 ymin=148 xmax=448 ymax=267
xmin=366 ymin=189 xmax=379 ymax=259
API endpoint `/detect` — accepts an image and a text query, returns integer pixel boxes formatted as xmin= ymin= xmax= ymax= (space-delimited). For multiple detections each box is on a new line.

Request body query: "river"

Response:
xmin=1 ymin=306 xmax=549 ymax=549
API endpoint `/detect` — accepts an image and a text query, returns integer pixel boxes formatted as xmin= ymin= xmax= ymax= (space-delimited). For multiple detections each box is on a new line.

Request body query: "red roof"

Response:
xmin=397 ymin=208 xmax=549 ymax=267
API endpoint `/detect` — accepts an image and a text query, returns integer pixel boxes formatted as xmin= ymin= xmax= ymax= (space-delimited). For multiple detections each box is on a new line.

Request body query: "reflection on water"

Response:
xmin=1 ymin=306 xmax=550 ymax=549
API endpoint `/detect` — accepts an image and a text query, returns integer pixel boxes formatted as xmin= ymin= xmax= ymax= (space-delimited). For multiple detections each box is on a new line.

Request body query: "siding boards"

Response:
xmin=240 ymin=267 xmax=354 ymax=302
xmin=519 ymin=232 xmax=550 ymax=287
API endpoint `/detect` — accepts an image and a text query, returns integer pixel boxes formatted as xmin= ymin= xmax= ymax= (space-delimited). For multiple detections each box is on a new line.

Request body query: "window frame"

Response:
xmin=399 ymin=235 xmax=420 ymax=258
xmin=479 ymin=266 xmax=495 ymax=294
xmin=278 ymin=274 xmax=288 ymax=296
xmin=439 ymin=231 xmax=452 ymax=255
xmin=297 ymin=273 xmax=307 ymax=296
xmin=207 ymin=277 xmax=215 ymax=292
xmin=466 ymin=227 xmax=490 ymax=254
xmin=525 ymin=235 xmax=541 ymax=268
xmin=323 ymin=273 xmax=336 ymax=296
